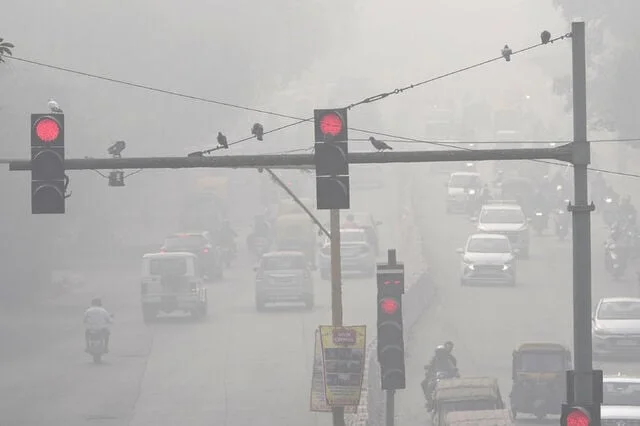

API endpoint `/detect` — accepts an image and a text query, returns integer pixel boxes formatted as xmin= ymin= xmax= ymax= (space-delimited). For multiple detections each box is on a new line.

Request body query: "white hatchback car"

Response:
xmin=457 ymin=233 xmax=517 ymax=286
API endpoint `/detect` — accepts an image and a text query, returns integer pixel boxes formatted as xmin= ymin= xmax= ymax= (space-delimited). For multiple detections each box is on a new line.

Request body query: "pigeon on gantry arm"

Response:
xmin=369 ymin=136 xmax=393 ymax=152
xmin=48 ymin=98 xmax=63 ymax=113
xmin=217 ymin=132 xmax=229 ymax=149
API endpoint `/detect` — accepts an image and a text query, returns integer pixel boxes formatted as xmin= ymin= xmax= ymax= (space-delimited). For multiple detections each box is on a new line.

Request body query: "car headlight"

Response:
xmin=468 ymin=189 xmax=476 ymax=195
xmin=463 ymin=261 xmax=474 ymax=270
xmin=535 ymin=212 xmax=543 ymax=217
xmin=605 ymin=198 xmax=612 ymax=203
xmin=502 ymin=264 xmax=511 ymax=271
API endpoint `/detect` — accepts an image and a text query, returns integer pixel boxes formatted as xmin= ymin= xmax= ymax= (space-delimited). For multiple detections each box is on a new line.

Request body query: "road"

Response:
xmin=0 ymin=166 xmax=416 ymax=426
xmin=396 ymin=160 xmax=640 ymax=426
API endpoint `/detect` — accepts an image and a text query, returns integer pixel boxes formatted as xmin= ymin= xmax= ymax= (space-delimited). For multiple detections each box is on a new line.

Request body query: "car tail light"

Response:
xmin=160 ymin=248 xmax=166 ymax=253
xmin=202 ymin=248 xmax=209 ymax=254
xmin=141 ymin=283 xmax=148 ymax=294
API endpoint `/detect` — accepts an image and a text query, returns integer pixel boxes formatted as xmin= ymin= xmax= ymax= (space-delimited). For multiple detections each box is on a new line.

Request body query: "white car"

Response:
xmin=318 ymin=229 xmax=376 ymax=280
xmin=593 ymin=297 xmax=640 ymax=359
xmin=474 ymin=201 xmax=530 ymax=258
xmin=601 ymin=405 xmax=640 ymax=424
xmin=457 ymin=233 xmax=517 ymax=286
xmin=445 ymin=172 xmax=482 ymax=214
xmin=603 ymin=375 xmax=640 ymax=407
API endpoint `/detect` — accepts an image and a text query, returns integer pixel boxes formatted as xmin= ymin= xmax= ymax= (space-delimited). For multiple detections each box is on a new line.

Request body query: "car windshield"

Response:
xmin=604 ymin=382 xmax=640 ymax=406
xmin=263 ymin=256 xmax=306 ymax=270
xmin=480 ymin=208 xmax=525 ymax=224
xmin=340 ymin=231 xmax=367 ymax=243
xmin=467 ymin=237 xmax=511 ymax=253
xmin=598 ymin=301 xmax=640 ymax=320
xmin=520 ymin=353 xmax=566 ymax=372
xmin=149 ymin=258 xmax=188 ymax=276
xmin=164 ymin=235 xmax=207 ymax=250
xmin=449 ymin=174 xmax=480 ymax=188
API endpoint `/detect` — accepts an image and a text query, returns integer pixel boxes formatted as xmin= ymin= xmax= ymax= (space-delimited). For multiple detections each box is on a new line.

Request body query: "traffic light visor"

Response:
xmin=319 ymin=112 xmax=344 ymax=137
xmin=381 ymin=298 xmax=399 ymax=315
xmin=35 ymin=117 xmax=61 ymax=143
xmin=566 ymin=408 xmax=590 ymax=426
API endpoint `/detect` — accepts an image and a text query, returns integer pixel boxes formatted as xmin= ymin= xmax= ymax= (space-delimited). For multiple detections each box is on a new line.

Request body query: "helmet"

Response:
xmin=444 ymin=341 xmax=454 ymax=350
xmin=91 ymin=298 xmax=102 ymax=307
xmin=435 ymin=345 xmax=448 ymax=356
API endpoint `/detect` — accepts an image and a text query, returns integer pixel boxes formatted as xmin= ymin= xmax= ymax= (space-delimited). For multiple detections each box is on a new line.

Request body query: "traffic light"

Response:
xmin=561 ymin=404 xmax=599 ymax=426
xmin=314 ymin=108 xmax=350 ymax=210
xmin=377 ymin=264 xmax=405 ymax=390
xmin=30 ymin=114 xmax=65 ymax=214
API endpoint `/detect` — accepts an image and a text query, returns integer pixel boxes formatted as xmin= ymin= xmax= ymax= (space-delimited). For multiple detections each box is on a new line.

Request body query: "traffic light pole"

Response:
xmin=330 ymin=208 xmax=345 ymax=426
xmin=385 ymin=249 xmax=398 ymax=426
xmin=569 ymin=20 xmax=599 ymax=413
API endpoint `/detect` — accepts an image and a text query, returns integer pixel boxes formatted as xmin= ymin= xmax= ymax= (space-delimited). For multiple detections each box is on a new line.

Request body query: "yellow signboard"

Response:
xmin=319 ymin=325 xmax=366 ymax=407
xmin=309 ymin=330 xmax=357 ymax=413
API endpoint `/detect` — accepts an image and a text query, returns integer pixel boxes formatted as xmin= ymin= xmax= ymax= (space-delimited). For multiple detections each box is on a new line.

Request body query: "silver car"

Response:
xmin=474 ymin=201 xmax=530 ymax=258
xmin=603 ymin=375 xmax=640 ymax=407
xmin=601 ymin=405 xmax=640 ymax=425
xmin=254 ymin=251 xmax=314 ymax=311
xmin=457 ymin=233 xmax=517 ymax=286
xmin=593 ymin=297 xmax=640 ymax=359
xmin=318 ymin=229 xmax=376 ymax=280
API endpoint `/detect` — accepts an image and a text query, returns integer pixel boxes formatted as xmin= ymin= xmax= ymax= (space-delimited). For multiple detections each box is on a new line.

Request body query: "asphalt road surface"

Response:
xmin=0 ymin=166 xmax=416 ymax=426
xmin=396 ymin=160 xmax=640 ymax=426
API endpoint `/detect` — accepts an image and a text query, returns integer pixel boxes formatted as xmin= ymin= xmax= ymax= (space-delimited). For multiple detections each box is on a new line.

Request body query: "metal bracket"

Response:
xmin=567 ymin=201 xmax=595 ymax=213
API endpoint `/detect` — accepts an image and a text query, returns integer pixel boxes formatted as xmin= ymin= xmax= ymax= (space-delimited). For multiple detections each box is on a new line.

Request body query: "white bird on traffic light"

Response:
xmin=48 ymin=98 xmax=63 ymax=113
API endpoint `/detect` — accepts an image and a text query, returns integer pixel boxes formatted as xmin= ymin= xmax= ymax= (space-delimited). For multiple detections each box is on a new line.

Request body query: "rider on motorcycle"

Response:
xmin=426 ymin=345 xmax=458 ymax=377
xmin=220 ymin=220 xmax=237 ymax=247
xmin=84 ymin=298 xmax=112 ymax=353
xmin=444 ymin=341 xmax=457 ymax=367
xmin=619 ymin=196 xmax=637 ymax=226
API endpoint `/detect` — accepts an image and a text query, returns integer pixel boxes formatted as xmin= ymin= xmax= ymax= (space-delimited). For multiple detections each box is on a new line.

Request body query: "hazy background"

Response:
xmin=0 ymin=0 xmax=636 ymax=300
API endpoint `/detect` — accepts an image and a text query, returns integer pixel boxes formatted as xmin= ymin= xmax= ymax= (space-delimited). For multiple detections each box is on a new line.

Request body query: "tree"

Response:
xmin=553 ymin=1 xmax=640 ymax=138
xmin=0 ymin=38 xmax=14 ymax=63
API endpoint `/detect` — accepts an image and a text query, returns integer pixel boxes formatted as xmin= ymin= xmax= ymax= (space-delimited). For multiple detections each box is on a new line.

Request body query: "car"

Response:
xmin=473 ymin=201 xmax=530 ymax=258
xmin=457 ymin=233 xmax=517 ymax=286
xmin=601 ymin=405 xmax=640 ymax=424
xmin=318 ymin=229 xmax=376 ymax=280
xmin=140 ymin=252 xmax=208 ymax=322
xmin=445 ymin=172 xmax=482 ymax=214
xmin=603 ymin=374 xmax=640 ymax=407
xmin=345 ymin=212 xmax=382 ymax=255
xmin=593 ymin=297 xmax=640 ymax=359
xmin=161 ymin=231 xmax=223 ymax=280
xmin=254 ymin=251 xmax=314 ymax=311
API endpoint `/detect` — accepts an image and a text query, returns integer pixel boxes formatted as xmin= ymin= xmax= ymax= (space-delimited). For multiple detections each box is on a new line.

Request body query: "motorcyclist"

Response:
xmin=478 ymin=184 xmax=491 ymax=205
xmin=444 ymin=341 xmax=457 ymax=367
xmin=427 ymin=345 xmax=457 ymax=376
xmin=84 ymin=298 xmax=112 ymax=353
xmin=532 ymin=188 xmax=549 ymax=214
xmin=619 ymin=196 xmax=637 ymax=226
xmin=253 ymin=214 xmax=271 ymax=239
xmin=219 ymin=219 xmax=237 ymax=246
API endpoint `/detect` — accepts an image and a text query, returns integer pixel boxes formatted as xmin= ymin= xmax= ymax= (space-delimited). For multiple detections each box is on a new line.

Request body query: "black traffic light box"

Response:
xmin=31 ymin=113 xmax=65 ymax=214
xmin=314 ymin=108 xmax=350 ymax=210
xmin=377 ymin=263 xmax=406 ymax=390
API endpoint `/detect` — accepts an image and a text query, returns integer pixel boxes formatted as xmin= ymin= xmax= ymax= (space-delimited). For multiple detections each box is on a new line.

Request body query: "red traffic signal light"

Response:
xmin=565 ymin=407 xmax=590 ymax=426
xmin=380 ymin=297 xmax=399 ymax=315
xmin=34 ymin=117 xmax=61 ymax=143
xmin=319 ymin=112 xmax=344 ymax=137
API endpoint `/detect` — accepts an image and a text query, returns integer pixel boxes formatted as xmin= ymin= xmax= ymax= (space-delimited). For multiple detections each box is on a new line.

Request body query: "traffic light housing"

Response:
xmin=377 ymin=264 xmax=405 ymax=390
xmin=561 ymin=404 xmax=599 ymax=426
xmin=30 ymin=114 xmax=65 ymax=214
xmin=314 ymin=108 xmax=350 ymax=210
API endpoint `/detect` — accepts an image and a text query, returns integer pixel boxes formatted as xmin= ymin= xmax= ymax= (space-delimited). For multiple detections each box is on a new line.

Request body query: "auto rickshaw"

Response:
xmin=499 ymin=177 xmax=536 ymax=217
xmin=510 ymin=342 xmax=572 ymax=420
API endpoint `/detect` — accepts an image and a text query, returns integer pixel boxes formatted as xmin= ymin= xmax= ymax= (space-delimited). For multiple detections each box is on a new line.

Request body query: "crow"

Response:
xmin=217 ymin=132 xmax=228 ymax=149
xmin=369 ymin=136 xmax=392 ymax=151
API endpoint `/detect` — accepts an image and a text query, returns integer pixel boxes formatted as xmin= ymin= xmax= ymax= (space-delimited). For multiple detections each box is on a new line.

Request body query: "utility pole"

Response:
xmin=330 ymin=208 xmax=345 ymax=426
xmin=567 ymin=19 xmax=601 ymax=413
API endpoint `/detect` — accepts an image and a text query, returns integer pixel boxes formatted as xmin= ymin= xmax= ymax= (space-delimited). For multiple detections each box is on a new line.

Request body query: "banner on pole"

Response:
xmin=319 ymin=325 xmax=366 ymax=407
xmin=310 ymin=329 xmax=357 ymax=412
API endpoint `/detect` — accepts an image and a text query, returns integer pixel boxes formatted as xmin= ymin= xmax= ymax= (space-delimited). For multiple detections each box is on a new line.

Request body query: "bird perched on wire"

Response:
xmin=251 ymin=123 xmax=264 ymax=141
xmin=217 ymin=132 xmax=228 ymax=149
xmin=48 ymin=98 xmax=63 ymax=113
xmin=540 ymin=30 xmax=551 ymax=45
xmin=501 ymin=45 xmax=513 ymax=62
xmin=369 ymin=136 xmax=393 ymax=152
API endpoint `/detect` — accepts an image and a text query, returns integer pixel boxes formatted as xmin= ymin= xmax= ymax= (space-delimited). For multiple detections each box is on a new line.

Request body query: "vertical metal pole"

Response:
xmin=386 ymin=390 xmax=395 ymax=426
xmin=330 ymin=208 xmax=345 ymax=426
xmin=570 ymin=20 xmax=594 ymax=405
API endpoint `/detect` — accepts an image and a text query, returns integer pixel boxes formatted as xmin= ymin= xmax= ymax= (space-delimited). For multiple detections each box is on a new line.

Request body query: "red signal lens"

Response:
xmin=319 ymin=112 xmax=344 ymax=137
xmin=35 ymin=118 xmax=60 ymax=143
xmin=566 ymin=409 xmax=590 ymax=426
xmin=381 ymin=298 xmax=399 ymax=315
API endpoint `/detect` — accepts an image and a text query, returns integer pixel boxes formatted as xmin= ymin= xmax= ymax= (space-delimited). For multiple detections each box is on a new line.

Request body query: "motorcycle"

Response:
xmin=531 ymin=210 xmax=548 ymax=236
xmin=220 ymin=241 xmax=237 ymax=267
xmin=465 ymin=188 xmax=480 ymax=216
xmin=86 ymin=330 xmax=107 ymax=363
xmin=604 ymin=241 xmax=627 ymax=279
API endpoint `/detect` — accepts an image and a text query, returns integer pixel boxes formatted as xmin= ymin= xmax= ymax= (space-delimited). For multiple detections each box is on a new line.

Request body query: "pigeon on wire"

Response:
xmin=48 ymin=98 xmax=63 ymax=113
xmin=251 ymin=123 xmax=264 ymax=141
xmin=501 ymin=45 xmax=513 ymax=62
xmin=217 ymin=132 xmax=229 ymax=149
xmin=369 ymin=136 xmax=393 ymax=152
xmin=540 ymin=30 xmax=551 ymax=45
